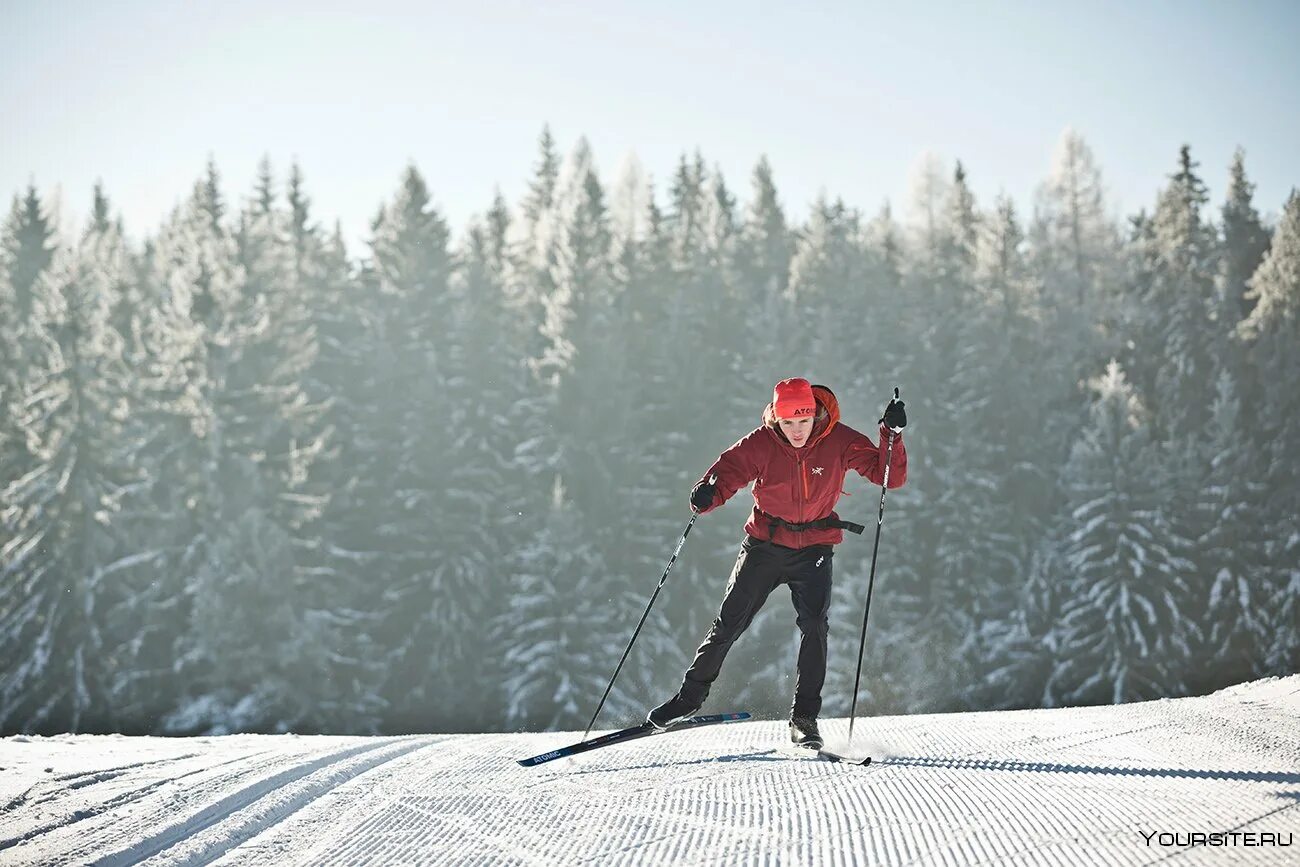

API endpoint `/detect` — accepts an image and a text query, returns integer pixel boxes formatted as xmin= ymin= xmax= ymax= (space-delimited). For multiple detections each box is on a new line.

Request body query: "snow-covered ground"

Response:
xmin=2 ymin=677 xmax=1297 ymax=866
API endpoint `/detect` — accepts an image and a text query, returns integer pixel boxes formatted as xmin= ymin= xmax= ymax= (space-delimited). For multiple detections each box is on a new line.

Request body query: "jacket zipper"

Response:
xmin=796 ymin=453 xmax=807 ymax=525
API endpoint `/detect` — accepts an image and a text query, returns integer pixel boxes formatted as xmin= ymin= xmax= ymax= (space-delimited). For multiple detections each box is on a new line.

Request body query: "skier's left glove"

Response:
xmin=880 ymin=392 xmax=906 ymax=432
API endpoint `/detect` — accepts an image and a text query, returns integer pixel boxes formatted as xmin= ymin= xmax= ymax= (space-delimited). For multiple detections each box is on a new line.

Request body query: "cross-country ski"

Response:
xmin=517 ymin=712 xmax=751 ymax=767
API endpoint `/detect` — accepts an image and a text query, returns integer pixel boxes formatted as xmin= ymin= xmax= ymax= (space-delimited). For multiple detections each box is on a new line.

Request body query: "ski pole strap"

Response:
xmin=758 ymin=510 xmax=866 ymax=537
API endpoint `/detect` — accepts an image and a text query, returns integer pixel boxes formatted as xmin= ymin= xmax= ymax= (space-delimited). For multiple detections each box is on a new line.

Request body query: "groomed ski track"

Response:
xmin=1 ymin=677 xmax=1297 ymax=866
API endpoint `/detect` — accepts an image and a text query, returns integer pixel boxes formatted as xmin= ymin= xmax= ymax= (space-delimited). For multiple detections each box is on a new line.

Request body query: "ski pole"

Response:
xmin=583 ymin=481 xmax=711 ymax=740
xmin=847 ymin=389 xmax=900 ymax=745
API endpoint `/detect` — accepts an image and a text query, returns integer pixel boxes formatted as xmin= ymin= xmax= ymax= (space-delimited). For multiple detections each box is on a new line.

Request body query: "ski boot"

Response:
xmin=647 ymin=693 xmax=701 ymax=730
xmin=790 ymin=715 xmax=823 ymax=750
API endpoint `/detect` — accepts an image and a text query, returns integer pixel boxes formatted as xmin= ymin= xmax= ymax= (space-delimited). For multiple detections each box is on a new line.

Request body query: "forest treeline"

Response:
xmin=1 ymin=128 xmax=1296 ymax=735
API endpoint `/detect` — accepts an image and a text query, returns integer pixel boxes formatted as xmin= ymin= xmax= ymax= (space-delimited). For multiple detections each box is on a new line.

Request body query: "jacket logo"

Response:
xmin=811 ymin=467 xmax=824 ymax=475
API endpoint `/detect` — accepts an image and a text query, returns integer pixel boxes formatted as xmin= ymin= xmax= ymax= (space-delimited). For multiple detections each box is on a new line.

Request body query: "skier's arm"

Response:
xmin=846 ymin=425 xmax=907 ymax=488
xmin=691 ymin=429 xmax=765 ymax=514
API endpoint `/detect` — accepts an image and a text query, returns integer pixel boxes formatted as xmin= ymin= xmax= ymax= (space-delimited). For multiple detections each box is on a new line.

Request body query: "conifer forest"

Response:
xmin=1 ymin=129 xmax=1297 ymax=736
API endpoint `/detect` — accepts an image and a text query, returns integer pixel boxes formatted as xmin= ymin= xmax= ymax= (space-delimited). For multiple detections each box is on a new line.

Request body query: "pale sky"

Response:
xmin=4 ymin=0 xmax=1298 ymax=253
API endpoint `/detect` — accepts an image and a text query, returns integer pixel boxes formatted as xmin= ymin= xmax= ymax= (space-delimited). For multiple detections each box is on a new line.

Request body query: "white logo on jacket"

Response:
xmin=811 ymin=466 xmax=824 ymax=475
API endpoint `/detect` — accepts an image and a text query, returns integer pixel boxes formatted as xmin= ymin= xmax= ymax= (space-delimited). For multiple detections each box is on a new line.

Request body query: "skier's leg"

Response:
xmin=678 ymin=536 xmax=783 ymax=705
xmin=787 ymin=544 xmax=834 ymax=720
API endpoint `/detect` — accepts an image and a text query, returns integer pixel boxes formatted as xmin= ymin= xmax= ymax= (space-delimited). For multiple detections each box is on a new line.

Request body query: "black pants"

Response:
xmin=678 ymin=535 xmax=834 ymax=718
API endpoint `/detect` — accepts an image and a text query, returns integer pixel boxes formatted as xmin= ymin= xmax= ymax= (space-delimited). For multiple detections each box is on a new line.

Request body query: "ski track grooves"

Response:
xmin=90 ymin=736 xmax=439 ymax=867
xmin=4 ymin=678 xmax=1297 ymax=866
xmin=0 ymin=750 xmax=287 ymax=856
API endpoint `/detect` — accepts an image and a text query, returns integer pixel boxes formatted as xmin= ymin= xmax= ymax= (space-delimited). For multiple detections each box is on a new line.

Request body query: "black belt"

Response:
xmin=758 ymin=509 xmax=865 ymax=537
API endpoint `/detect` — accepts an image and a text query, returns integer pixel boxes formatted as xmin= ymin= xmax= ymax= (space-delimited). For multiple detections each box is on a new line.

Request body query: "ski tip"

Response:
xmin=818 ymin=750 xmax=872 ymax=766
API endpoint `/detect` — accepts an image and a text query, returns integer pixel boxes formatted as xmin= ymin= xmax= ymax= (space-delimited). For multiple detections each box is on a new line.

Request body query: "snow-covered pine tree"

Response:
xmin=1217 ymin=151 xmax=1274 ymax=459
xmin=1218 ymin=150 xmax=1272 ymax=328
xmin=453 ymin=195 xmax=544 ymax=723
xmin=738 ymin=156 xmax=794 ymax=305
xmin=905 ymin=152 xmax=950 ymax=279
xmin=1028 ymin=129 xmax=1121 ymax=427
xmin=602 ymin=183 xmax=701 ymax=704
xmin=231 ymin=159 xmax=330 ymax=534
xmin=1030 ymin=129 xmax=1117 ymax=315
xmin=787 ymin=195 xmax=868 ymax=380
xmin=1144 ymin=146 xmax=1220 ymax=436
xmin=657 ymin=153 xmax=738 ymax=642
xmin=143 ymin=166 xmax=268 ymax=733
xmin=0 ymin=191 xmax=44 ymax=538
xmin=528 ymin=140 xmax=680 ymax=721
xmin=0 ymin=186 xmax=138 ymax=733
xmin=892 ymin=161 xmax=993 ymax=712
xmin=0 ymin=252 xmax=20 ymax=476
xmin=734 ymin=158 xmax=798 ymax=394
xmin=962 ymin=194 xmax=1061 ymax=709
xmin=496 ymin=476 xmax=634 ymax=730
xmin=4 ymin=184 xmax=57 ymax=324
xmin=1045 ymin=361 xmax=1195 ymax=706
xmin=251 ymin=162 xmax=386 ymax=733
xmin=538 ymin=139 xmax=618 ymax=490
xmin=359 ymin=165 xmax=494 ymax=731
xmin=822 ymin=199 xmax=920 ymax=716
xmin=1236 ymin=189 xmax=1300 ymax=677
xmin=1188 ymin=369 xmax=1272 ymax=692
xmin=1 ymin=188 xmax=57 ymax=574
xmin=100 ymin=201 xmax=205 ymax=732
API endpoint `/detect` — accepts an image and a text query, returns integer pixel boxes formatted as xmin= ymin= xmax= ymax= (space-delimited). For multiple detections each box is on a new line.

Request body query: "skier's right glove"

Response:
xmin=690 ymin=476 xmax=717 ymax=513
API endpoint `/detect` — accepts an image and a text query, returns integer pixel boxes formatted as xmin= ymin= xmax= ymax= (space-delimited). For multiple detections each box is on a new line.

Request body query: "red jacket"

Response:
xmin=694 ymin=384 xmax=907 ymax=549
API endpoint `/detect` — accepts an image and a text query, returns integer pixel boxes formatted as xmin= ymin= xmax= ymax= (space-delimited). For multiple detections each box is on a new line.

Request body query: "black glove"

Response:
xmin=879 ymin=389 xmax=906 ymax=432
xmin=690 ymin=475 xmax=717 ymax=513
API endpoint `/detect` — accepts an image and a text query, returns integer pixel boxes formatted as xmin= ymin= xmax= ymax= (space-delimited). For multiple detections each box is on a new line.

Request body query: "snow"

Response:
xmin=2 ymin=676 xmax=1297 ymax=865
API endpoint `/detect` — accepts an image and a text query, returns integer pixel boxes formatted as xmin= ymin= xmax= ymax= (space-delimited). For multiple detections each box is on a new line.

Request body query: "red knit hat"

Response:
xmin=773 ymin=378 xmax=816 ymax=419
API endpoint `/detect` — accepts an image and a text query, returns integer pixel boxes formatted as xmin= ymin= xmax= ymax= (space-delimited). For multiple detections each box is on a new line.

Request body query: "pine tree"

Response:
xmin=1031 ymin=128 xmax=1115 ymax=312
xmin=497 ymin=478 xmax=633 ymax=729
xmin=141 ymin=171 xmax=261 ymax=733
xmin=522 ymin=125 xmax=561 ymax=236
xmin=890 ymin=161 xmax=991 ymax=711
xmin=1045 ymin=362 xmax=1195 ymax=706
xmin=738 ymin=156 xmax=793 ymax=302
xmin=3 ymin=184 xmax=58 ymax=323
xmin=0 ymin=197 xmax=40 ymax=520
xmin=905 ymin=151 xmax=950 ymax=279
xmin=1236 ymin=190 xmax=1300 ymax=677
xmin=1188 ymin=369 xmax=1272 ymax=692
xmin=0 ymin=191 xmax=136 ymax=732
xmin=1145 ymin=146 xmax=1219 ymax=435
xmin=603 ymin=187 xmax=701 ymax=706
xmin=1219 ymin=150 xmax=1271 ymax=327
xmin=112 ymin=164 xmax=328 ymax=734
xmin=456 ymin=196 xmax=537 ymax=720
xmin=788 ymin=195 xmax=869 ymax=379
xmin=243 ymin=163 xmax=382 ymax=732
xmin=961 ymin=195 xmax=1061 ymax=708
xmin=360 ymin=165 xmax=493 ymax=730
xmin=100 ymin=202 xmax=205 ymax=732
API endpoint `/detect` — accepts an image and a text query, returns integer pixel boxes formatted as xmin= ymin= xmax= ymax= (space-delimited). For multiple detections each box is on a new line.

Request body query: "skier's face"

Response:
xmin=779 ymin=415 xmax=814 ymax=448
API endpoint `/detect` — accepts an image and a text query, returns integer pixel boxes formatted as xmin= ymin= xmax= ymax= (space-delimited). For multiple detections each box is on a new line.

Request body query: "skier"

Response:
xmin=647 ymin=378 xmax=907 ymax=749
